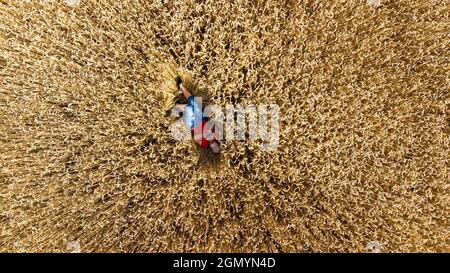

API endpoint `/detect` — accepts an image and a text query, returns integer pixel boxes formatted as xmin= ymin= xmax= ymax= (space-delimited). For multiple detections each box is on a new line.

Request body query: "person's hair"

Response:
xmin=210 ymin=141 xmax=220 ymax=154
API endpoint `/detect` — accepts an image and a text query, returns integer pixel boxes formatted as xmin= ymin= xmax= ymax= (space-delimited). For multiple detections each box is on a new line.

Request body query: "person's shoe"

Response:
xmin=175 ymin=76 xmax=182 ymax=87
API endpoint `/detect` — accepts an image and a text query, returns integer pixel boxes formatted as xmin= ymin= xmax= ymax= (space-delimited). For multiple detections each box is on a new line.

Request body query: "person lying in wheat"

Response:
xmin=173 ymin=76 xmax=221 ymax=154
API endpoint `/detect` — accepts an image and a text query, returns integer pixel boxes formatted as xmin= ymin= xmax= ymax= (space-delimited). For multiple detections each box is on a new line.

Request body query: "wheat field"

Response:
xmin=0 ymin=0 xmax=449 ymax=252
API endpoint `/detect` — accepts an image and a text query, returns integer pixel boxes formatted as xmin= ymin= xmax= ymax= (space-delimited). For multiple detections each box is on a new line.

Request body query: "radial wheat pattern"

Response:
xmin=0 ymin=0 xmax=449 ymax=252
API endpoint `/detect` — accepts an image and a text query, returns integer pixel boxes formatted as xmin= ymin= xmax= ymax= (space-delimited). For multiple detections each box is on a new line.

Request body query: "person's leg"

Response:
xmin=176 ymin=76 xmax=192 ymax=99
xmin=174 ymin=103 xmax=186 ymax=111
xmin=180 ymin=83 xmax=192 ymax=99
xmin=176 ymin=77 xmax=202 ymax=129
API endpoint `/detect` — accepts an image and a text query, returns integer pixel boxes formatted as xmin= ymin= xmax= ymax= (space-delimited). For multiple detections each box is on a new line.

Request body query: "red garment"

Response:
xmin=191 ymin=120 xmax=210 ymax=148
